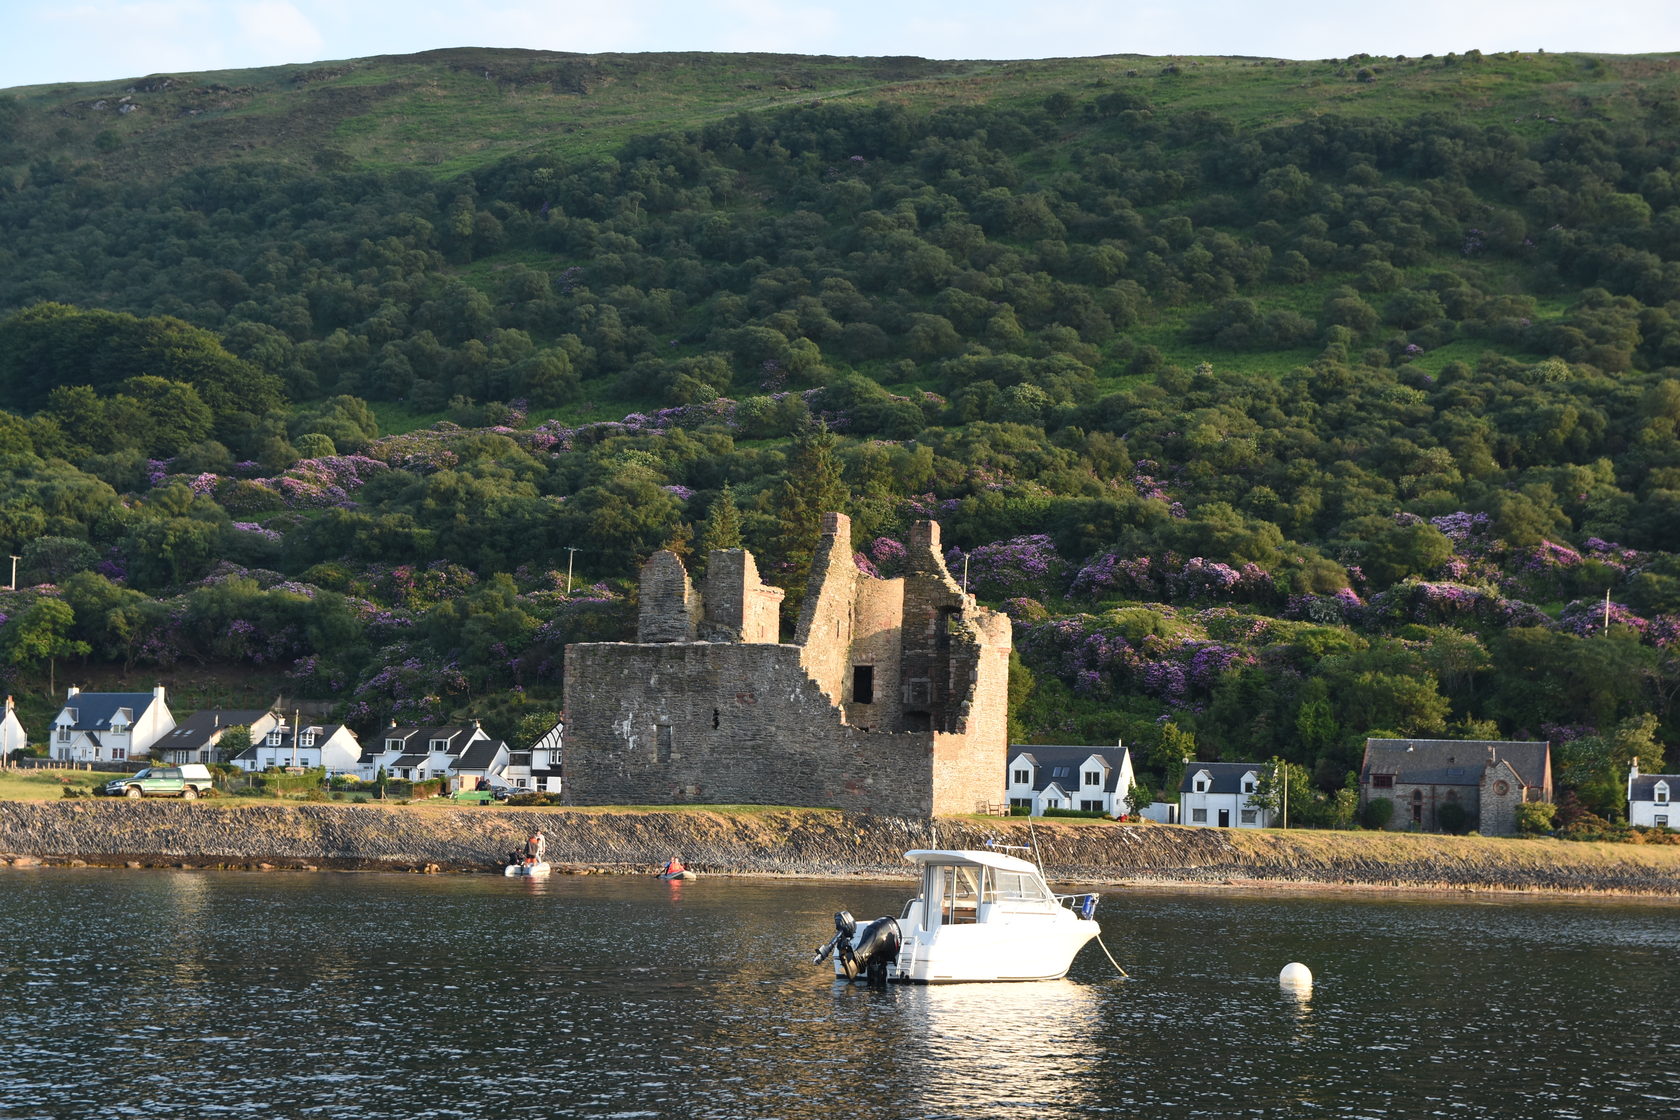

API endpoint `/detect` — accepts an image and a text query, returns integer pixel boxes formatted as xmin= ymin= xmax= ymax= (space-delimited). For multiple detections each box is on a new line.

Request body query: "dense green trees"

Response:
xmin=0 ymin=57 xmax=1678 ymax=806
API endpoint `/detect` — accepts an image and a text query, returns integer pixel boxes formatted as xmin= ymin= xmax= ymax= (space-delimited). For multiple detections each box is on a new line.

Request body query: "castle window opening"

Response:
xmin=657 ymin=723 xmax=672 ymax=763
xmin=852 ymin=665 xmax=874 ymax=705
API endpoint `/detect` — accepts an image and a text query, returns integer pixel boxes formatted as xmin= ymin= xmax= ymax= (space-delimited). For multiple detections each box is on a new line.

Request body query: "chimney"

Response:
xmin=153 ymin=684 xmax=166 ymax=702
xmin=67 ymin=685 xmax=80 ymax=698
xmin=1487 ymin=745 xmax=1497 ymax=765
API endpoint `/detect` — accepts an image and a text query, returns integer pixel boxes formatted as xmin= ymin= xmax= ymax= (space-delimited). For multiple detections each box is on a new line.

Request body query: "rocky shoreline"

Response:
xmin=5 ymin=800 xmax=1680 ymax=896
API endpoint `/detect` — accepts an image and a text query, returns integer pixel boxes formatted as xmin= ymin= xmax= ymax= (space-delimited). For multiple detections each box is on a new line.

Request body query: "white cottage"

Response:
xmin=2 ymin=695 xmax=29 ymax=760
xmin=230 ymin=720 xmax=362 ymax=775
xmin=50 ymin=685 xmax=176 ymax=764
xmin=1006 ymin=744 xmax=1136 ymax=817
xmin=1179 ymin=761 xmax=1273 ymax=828
xmin=1628 ymin=759 xmax=1680 ymax=829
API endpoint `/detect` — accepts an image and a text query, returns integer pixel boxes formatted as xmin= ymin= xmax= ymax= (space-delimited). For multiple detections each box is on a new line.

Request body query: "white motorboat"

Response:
xmin=814 ymin=848 xmax=1101 ymax=984
xmin=504 ymin=859 xmax=551 ymax=877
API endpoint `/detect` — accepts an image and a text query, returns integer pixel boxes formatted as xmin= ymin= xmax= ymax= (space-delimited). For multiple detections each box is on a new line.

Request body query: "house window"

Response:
xmin=112 ymin=749 xmax=125 ymax=760
xmin=656 ymin=724 xmax=672 ymax=763
xmin=430 ymin=739 xmax=449 ymax=752
xmin=57 ymin=727 xmax=70 ymax=742
xmin=1085 ymin=770 xmax=1101 ymax=786
xmin=1012 ymin=768 xmax=1030 ymax=785
xmin=386 ymin=739 xmax=403 ymax=751
xmin=1372 ymin=774 xmax=1394 ymax=789
xmin=851 ymin=665 xmax=874 ymax=705
xmin=1191 ymin=808 xmax=1207 ymax=823
xmin=267 ymin=730 xmax=283 ymax=746
xmin=1194 ymin=779 xmax=1207 ymax=792
xmin=1656 ymin=815 xmax=1670 ymax=828
xmin=1080 ymin=799 xmax=1104 ymax=812
xmin=299 ymin=731 xmax=316 ymax=748
xmin=1656 ymin=784 xmax=1670 ymax=805
xmin=1240 ymin=809 xmax=1257 ymax=824
xmin=1243 ymin=779 xmax=1256 ymax=793
xmin=1009 ymin=797 xmax=1031 ymax=809
xmin=1046 ymin=798 xmax=1060 ymax=809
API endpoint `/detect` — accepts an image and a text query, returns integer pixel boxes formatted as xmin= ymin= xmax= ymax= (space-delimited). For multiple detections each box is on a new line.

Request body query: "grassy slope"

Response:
xmin=6 ymin=48 xmax=1677 ymax=183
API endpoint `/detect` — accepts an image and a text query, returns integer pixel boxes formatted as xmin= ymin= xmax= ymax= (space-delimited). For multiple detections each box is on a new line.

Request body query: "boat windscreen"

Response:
xmin=983 ymin=869 xmax=1053 ymax=904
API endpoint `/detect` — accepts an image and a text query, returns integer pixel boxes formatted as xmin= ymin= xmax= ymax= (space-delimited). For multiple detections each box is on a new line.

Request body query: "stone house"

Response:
xmin=2 ymin=695 xmax=28 ymax=760
xmin=1179 ymin=761 xmax=1273 ymax=828
xmin=1007 ymin=745 xmax=1136 ymax=817
xmin=49 ymin=685 xmax=175 ymax=764
xmin=1359 ymin=738 xmax=1552 ymax=836
xmin=1627 ymin=759 xmax=1679 ymax=828
xmin=563 ymin=514 xmax=1013 ymax=818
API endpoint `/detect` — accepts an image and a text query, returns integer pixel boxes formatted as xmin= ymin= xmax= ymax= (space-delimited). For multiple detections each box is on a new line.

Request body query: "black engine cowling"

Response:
xmin=844 ymin=916 xmax=902 ymax=985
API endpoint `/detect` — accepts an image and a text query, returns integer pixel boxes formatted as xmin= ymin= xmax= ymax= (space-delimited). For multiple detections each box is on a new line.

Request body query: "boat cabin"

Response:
xmin=901 ymin=849 xmax=1060 ymax=931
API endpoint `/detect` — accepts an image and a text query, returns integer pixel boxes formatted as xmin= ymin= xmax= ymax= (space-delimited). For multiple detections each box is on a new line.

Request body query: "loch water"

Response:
xmin=2 ymin=868 xmax=1678 ymax=1119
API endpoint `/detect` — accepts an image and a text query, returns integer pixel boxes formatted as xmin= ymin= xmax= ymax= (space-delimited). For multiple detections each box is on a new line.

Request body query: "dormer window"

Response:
xmin=430 ymin=739 xmax=449 ymax=752
xmin=1194 ymin=773 xmax=1209 ymax=793
xmin=267 ymin=730 xmax=283 ymax=746
xmin=1084 ymin=770 xmax=1102 ymax=786
xmin=1657 ymin=782 xmax=1671 ymax=805
xmin=1013 ymin=768 xmax=1030 ymax=785
xmin=1243 ymin=777 xmax=1257 ymax=794
xmin=298 ymin=730 xmax=316 ymax=748
xmin=386 ymin=739 xmax=403 ymax=751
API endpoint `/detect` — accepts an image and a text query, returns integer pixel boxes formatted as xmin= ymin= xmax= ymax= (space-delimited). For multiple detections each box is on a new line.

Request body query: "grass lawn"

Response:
xmin=0 ymin=768 xmax=124 ymax=801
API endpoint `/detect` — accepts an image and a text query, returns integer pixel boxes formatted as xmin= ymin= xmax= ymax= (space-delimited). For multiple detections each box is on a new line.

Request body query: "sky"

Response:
xmin=2 ymin=0 xmax=1677 ymax=90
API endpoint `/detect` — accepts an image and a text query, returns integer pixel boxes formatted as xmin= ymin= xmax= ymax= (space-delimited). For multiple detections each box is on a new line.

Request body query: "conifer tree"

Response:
xmin=770 ymin=422 xmax=848 ymax=603
xmin=694 ymin=484 xmax=744 ymax=579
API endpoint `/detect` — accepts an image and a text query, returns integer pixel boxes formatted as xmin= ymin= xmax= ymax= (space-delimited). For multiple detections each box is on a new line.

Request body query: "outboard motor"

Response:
xmin=849 ymin=916 xmax=902 ymax=986
xmin=813 ymin=910 xmax=858 ymax=970
xmin=1080 ymin=893 xmax=1100 ymax=921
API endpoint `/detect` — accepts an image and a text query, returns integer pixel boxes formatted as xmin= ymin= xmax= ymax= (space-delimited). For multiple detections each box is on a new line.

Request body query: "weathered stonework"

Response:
xmin=564 ymin=514 xmax=1012 ymax=818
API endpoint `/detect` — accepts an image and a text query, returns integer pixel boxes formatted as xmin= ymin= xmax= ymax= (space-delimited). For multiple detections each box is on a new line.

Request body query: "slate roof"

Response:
xmin=1008 ymin=745 xmax=1128 ymax=794
xmin=455 ymin=739 xmax=505 ymax=770
xmin=157 ymin=710 xmax=270 ymax=751
xmin=1362 ymin=739 xmax=1550 ymax=789
xmin=389 ymin=753 xmax=429 ymax=769
xmin=1180 ymin=761 xmax=1270 ymax=795
xmin=1630 ymin=775 xmax=1680 ymax=802
xmin=382 ymin=725 xmax=483 ymax=754
xmin=59 ymin=692 xmax=159 ymax=731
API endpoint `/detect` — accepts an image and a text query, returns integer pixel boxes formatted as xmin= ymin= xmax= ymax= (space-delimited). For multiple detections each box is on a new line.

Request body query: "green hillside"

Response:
xmin=1 ymin=48 xmax=1679 ymax=833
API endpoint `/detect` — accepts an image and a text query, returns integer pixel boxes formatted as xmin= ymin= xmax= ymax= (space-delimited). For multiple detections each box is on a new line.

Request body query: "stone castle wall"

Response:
xmin=564 ymin=514 xmax=1011 ymax=818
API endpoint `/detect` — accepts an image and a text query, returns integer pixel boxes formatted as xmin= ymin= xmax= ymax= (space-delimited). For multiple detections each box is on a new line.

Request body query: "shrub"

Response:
xmin=1436 ymin=802 xmax=1473 ymax=834
xmin=1514 ymin=801 xmax=1557 ymax=836
xmin=1362 ymin=797 xmax=1394 ymax=830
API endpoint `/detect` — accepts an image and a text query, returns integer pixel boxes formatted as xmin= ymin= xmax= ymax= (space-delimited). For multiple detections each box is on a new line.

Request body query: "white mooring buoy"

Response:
xmin=1278 ymin=962 xmax=1313 ymax=989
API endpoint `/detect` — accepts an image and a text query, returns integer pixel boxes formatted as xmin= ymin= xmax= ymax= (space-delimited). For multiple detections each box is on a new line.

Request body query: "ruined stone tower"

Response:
xmin=562 ymin=514 xmax=1012 ymax=817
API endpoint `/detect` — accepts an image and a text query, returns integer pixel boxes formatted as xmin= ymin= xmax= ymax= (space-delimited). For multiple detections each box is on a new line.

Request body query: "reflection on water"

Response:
xmin=1 ymin=870 xmax=1678 ymax=1119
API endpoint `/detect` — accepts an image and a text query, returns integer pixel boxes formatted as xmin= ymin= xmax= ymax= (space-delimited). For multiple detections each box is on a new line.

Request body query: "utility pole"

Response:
xmin=291 ymin=708 xmax=299 ymax=769
xmin=1603 ymin=588 xmax=1612 ymax=635
xmin=7 ymin=555 xmax=17 ymax=591
xmin=564 ymin=547 xmax=579 ymax=594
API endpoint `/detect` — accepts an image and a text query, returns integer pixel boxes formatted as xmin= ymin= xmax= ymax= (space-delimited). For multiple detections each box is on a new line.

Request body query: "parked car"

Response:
xmin=451 ymin=781 xmax=516 ymax=805
xmin=101 ymin=764 xmax=215 ymax=800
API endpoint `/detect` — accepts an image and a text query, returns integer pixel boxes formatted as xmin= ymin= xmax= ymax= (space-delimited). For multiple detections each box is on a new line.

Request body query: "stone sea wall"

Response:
xmin=4 ymin=801 xmax=1680 ymax=894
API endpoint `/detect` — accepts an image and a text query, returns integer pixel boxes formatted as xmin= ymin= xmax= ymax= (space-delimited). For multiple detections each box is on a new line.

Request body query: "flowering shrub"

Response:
xmin=946 ymin=535 xmax=1064 ymax=599
xmin=1556 ymin=599 xmax=1650 ymax=639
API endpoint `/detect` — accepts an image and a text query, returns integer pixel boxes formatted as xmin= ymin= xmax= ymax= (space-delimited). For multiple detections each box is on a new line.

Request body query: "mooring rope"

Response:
xmin=1095 ymin=934 xmax=1131 ymax=979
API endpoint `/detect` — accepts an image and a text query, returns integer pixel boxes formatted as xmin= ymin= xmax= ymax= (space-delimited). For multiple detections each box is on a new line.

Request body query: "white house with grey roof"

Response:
xmin=359 ymin=721 xmax=493 ymax=784
xmin=50 ymin=685 xmax=175 ymax=764
xmin=153 ymin=709 xmax=280 ymax=765
xmin=230 ymin=719 xmax=362 ymax=775
xmin=1628 ymin=759 xmax=1680 ymax=829
xmin=2 ymin=695 xmax=29 ymax=760
xmin=1180 ymin=761 xmax=1273 ymax=828
xmin=1007 ymin=745 xmax=1136 ymax=817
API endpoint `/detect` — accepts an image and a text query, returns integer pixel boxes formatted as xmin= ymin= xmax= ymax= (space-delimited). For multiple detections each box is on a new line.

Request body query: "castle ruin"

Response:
xmin=562 ymin=513 xmax=1013 ymax=818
